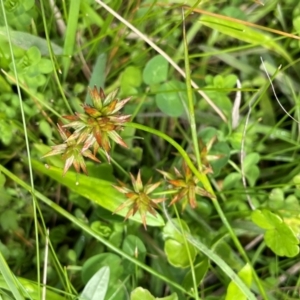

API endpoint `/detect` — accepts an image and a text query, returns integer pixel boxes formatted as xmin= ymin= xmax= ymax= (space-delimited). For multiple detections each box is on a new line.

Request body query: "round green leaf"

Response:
xmin=143 ymin=55 xmax=169 ymax=85
xmin=243 ymin=153 xmax=260 ymax=172
xmin=251 ymin=209 xmax=282 ymax=230
xmin=223 ymin=172 xmax=242 ymax=190
xmin=265 ymin=223 xmax=299 ymax=257
xmin=0 ymin=209 xmax=18 ymax=231
xmin=38 ymin=58 xmax=53 ymax=73
xmin=163 ymin=219 xmax=197 ymax=268
xmin=82 ymin=253 xmax=122 ymax=284
xmin=121 ymin=66 xmax=142 ymax=88
xmin=131 ymin=287 xmax=155 ymax=300
xmin=122 ymin=235 xmax=146 ymax=274
xmin=155 ymin=80 xmax=185 ymax=117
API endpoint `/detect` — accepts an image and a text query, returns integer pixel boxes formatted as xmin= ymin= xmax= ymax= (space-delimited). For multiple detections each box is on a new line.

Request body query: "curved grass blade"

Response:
xmin=0 ymin=27 xmax=63 ymax=56
xmin=31 ymin=159 xmax=164 ymax=227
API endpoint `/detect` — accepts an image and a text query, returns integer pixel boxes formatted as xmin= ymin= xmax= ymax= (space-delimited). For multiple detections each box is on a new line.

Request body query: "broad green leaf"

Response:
xmin=182 ymin=258 xmax=209 ymax=291
xmin=131 ymin=287 xmax=178 ymax=300
xmin=155 ymin=80 xmax=186 ymax=117
xmin=143 ymin=55 xmax=169 ymax=85
xmin=252 ymin=209 xmax=299 ymax=257
xmin=265 ymin=223 xmax=299 ymax=257
xmin=209 ymin=141 xmax=230 ymax=176
xmin=225 ymin=263 xmax=252 ymax=300
xmin=163 ymin=219 xmax=197 ymax=268
xmin=199 ymin=16 xmax=292 ymax=62
xmin=31 ymin=159 xmax=165 ymax=227
xmin=269 ymin=188 xmax=285 ymax=210
xmin=223 ymin=172 xmax=242 ymax=190
xmin=122 ymin=235 xmax=146 ymax=274
xmin=81 ymin=267 xmax=109 ymax=300
xmin=245 ymin=165 xmax=260 ymax=187
xmin=82 ymin=254 xmax=122 ymax=284
xmin=293 ymin=174 xmax=300 ymax=189
xmin=0 ymin=209 xmax=18 ymax=231
xmin=0 ymin=27 xmax=63 ymax=55
xmin=131 ymin=288 xmax=155 ymax=300
xmin=269 ymin=188 xmax=284 ymax=202
xmin=82 ymin=254 xmax=125 ymax=300
xmin=251 ymin=209 xmax=282 ymax=229
xmin=121 ymin=66 xmax=142 ymax=88
xmin=243 ymin=153 xmax=260 ymax=172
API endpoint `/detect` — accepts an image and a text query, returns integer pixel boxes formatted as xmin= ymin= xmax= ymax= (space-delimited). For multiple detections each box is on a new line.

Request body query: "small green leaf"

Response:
xmin=223 ymin=172 xmax=242 ymax=190
xmin=131 ymin=287 xmax=178 ymax=300
xmin=0 ymin=209 xmax=18 ymax=231
xmin=243 ymin=153 xmax=260 ymax=172
xmin=225 ymin=263 xmax=252 ymax=300
xmin=122 ymin=235 xmax=146 ymax=274
xmin=209 ymin=141 xmax=231 ymax=176
xmin=39 ymin=120 xmax=52 ymax=140
xmin=143 ymin=55 xmax=169 ymax=85
xmin=82 ymin=253 xmax=122 ymax=285
xmin=252 ymin=209 xmax=299 ymax=257
xmin=182 ymin=258 xmax=209 ymax=291
xmin=131 ymin=287 xmax=155 ymax=300
xmin=293 ymin=174 xmax=300 ymax=189
xmin=245 ymin=165 xmax=260 ymax=187
xmin=251 ymin=209 xmax=282 ymax=229
xmin=38 ymin=58 xmax=53 ymax=73
xmin=81 ymin=266 xmax=109 ymax=300
xmin=269 ymin=188 xmax=284 ymax=209
xmin=265 ymin=223 xmax=299 ymax=257
xmin=155 ymin=80 xmax=186 ymax=117
xmin=27 ymin=46 xmax=41 ymax=62
xmin=90 ymin=221 xmax=112 ymax=238
xmin=121 ymin=66 xmax=142 ymax=88
xmin=163 ymin=219 xmax=197 ymax=268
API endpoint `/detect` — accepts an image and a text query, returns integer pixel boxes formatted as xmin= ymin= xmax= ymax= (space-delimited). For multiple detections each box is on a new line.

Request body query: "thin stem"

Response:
xmin=174 ymin=206 xmax=200 ymax=300
xmin=182 ymin=10 xmax=202 ymax=171
xmin=0 ymin=3 xmax=40 ymax=298
xmin=40 ymin=0 xmax=73 ymax=114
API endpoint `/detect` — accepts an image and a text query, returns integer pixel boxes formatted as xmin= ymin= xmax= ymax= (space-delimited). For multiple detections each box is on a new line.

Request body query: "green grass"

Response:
xmin=0 ymin=0 xmax=300 ymax=299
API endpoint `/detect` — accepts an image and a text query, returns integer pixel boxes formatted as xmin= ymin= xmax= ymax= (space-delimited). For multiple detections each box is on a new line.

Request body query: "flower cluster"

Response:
xmin=113 ymin=163 xmax=212 ymax=228
xmin=43 ymin=87 xmax=131 ymax=175
xmin=113 ymin=171 xmax=165 ymax=229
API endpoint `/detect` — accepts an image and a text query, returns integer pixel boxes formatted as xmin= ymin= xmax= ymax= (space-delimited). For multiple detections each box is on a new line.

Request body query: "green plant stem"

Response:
xmin=0 ymin=3 xmax=41 ymax=298
xmin=174 ymin=206 xmax=200 ymax=300
xmin=126 ymin=122 xmax=267 ymax=299
xmin=40 ymin=0 xmax=73 ymax=114
xmin=0 ymin=165 xmax=193 ymax=298
xmin=182 ymin=13 xmax=201 ymax=171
